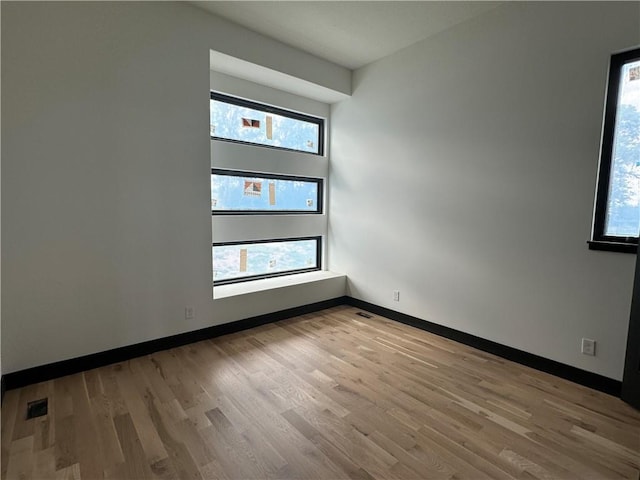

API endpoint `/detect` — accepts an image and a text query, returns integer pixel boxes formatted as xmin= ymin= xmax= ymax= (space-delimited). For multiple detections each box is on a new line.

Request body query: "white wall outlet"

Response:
xmin=185 ymin=306 xmax=194 ymax=320
xmin=393 ymin=290 xmax=400 ymax=302
xmin=581 ymin=338 xmax=596 ymax=356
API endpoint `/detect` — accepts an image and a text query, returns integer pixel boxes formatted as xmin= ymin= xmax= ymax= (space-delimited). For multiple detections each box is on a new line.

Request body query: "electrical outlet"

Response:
xmin=393 ymin=290 xmax=400 ymax=302
xmin=185 ymin=306 xmax=194 ymax=320
xmin=581 ymin=338 xmax=596 ymax=356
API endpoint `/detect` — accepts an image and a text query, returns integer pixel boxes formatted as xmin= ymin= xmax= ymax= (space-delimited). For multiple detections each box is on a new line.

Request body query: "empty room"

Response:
xmin=2 ymin=1 xmax=640 ymax=479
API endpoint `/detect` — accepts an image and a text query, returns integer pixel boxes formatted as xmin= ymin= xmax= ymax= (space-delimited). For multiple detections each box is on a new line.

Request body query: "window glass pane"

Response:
xmin=210 ymin=95 xmax=322 ymax=155
xmin=213 ymin=238 xmax=319 ymax=283
xmin=605 ymin=59 xmax=640 ymax=237
xmin=212 ymin=171 xmax=321 ymax=213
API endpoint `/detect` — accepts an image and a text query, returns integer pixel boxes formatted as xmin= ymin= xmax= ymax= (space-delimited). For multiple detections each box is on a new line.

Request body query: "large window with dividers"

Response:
xmin=210 ymin=92 xmax=326 ymax=285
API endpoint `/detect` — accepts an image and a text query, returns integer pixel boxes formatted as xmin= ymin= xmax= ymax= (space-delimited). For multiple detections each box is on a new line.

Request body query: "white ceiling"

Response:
xmin=192 ymin=1 xmax=502 ymax=70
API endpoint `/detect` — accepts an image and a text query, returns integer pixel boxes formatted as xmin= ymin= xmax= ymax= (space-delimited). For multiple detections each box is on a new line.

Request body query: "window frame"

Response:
xmin=211 ymin=168 xmax=324 ymax=215
xmin=212 ymin=236 xmax=322 ymax=285
xmin=591 ymin=47 xmax=640 ymax=253
xmin=210 ymin=91 xmax=325 ymax=156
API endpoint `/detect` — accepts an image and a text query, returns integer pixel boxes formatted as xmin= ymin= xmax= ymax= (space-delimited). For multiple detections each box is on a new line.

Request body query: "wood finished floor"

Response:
xmin=2 ymin=305 xmax=639 ymax=480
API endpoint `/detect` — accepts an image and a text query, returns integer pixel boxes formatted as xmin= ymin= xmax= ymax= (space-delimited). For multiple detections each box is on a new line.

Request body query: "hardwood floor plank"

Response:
xmin=499 ymin=448 xmax=555 ymax=480
xmin=53 ymin=377 xmax=76 ymax=472
xmin=202 ymin=407 xmax=274 ymax=479
xmin=2 ymin=305 xmax=638 ymax=480
xmin=418 ymin=406 xmax=525 ymax=479
xmin=5 ymin=435 xmax=34 ymax=480
xmin=1 ymin=389 xmax=20 ymax=478
xmin=143 ymin=387 xmax=203 ymax=480
xmin=33 ymin=446 xmax=56 ymax=479
xmin=208 ymin=372 xmax=347 ymax=478
xmin=368 ymin=429 xmax=455 ymax=479
xmin=280 ymin=408 xmax=374 ymax=480
xmin=197 ymin=459 xmax=234 ymax=480
xmin=115 ymin=364 xmax=169 ymax=466
xmin=70 ymin=377 xmax=105 ymax=480
xmin=88 ymin=391 xmax=126 ymax=469
xmin=54 ymin=463 xmax=81 ymax=480
xmin=112 ymin=414 xmax=155 ymax=480
xmin=291 ymin=403 xmax=398 ymax=478
xmin=133 ymin=356 xmax=177 ymax=404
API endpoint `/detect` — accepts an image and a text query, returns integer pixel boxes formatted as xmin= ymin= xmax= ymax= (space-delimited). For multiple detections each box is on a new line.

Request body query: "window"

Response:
xmin=592 ymin=48 xmax=640 ymax=252
xmin=210 ymin=90 xmax=327 ymax=286
xmin=210 ymin=92 xmax=324 ymax=155
xmin=212 ymin=237 xmax=321 ymax=284
xmin=211 ymin=169 xmax=323 ymax=214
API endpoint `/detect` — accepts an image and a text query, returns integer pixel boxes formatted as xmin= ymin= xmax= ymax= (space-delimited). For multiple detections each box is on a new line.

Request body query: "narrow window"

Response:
xmin=592 ymin=48 xmax=640 ymax=252
xmin=212 ymin=237 xmax=321 ymax=284
xmin=210 ymin=92 xmax=324 ymax=155
xmin=211 ymin=169 xmax=323 ymax=214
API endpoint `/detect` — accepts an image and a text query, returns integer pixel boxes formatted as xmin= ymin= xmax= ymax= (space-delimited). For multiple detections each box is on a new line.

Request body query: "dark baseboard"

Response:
xmin=1 ymin=376 xmax=5 ymax=404
xmin=345 ymin=297 xmax=622 ymax=397
xmin=1 ymin=296 xmax=349 ymax=397
xmin=1 ymin=294 xmax=622 ymax=401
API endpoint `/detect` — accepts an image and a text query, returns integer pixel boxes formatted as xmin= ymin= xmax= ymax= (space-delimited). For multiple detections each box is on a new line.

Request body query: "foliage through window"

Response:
xmin=210 ymin=92 xmax=324 ymax=155
xmin=211 ymin=169 xmax=322 ymax=214
xmin=592 ymin=48 xmax=640 ymax=251
xmin=212 ymin=238 xmax=321 ymax=284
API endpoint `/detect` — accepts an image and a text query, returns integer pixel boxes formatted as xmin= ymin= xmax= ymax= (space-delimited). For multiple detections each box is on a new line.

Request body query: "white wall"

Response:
xmin=330 ymin=1 xmax=640 ymax=380
xmin=1 ymin=1 xmax=349 ymax=374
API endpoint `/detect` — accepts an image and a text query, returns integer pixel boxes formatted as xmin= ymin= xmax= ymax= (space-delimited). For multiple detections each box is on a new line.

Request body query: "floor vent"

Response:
xmin=355 ymin=312 xmax=373 ymax=319
xmin=26 ymin=398 xmax=48 ymax=419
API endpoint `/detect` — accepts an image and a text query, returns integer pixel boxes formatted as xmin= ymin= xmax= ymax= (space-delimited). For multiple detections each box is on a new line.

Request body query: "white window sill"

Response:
xmin=213 ymin=270 xmax=345 ymax=300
